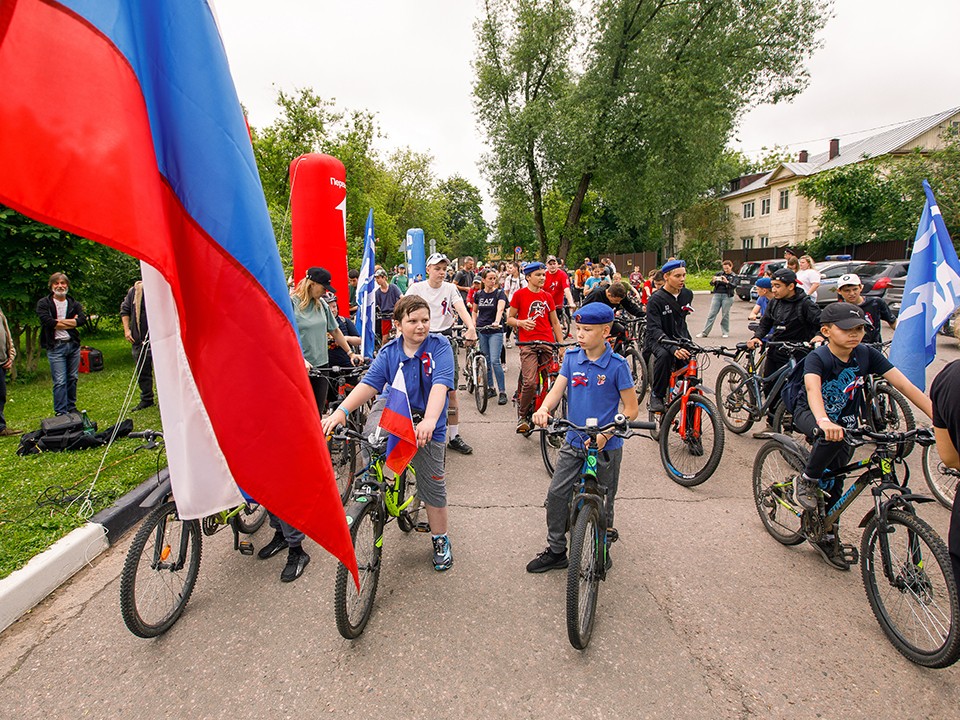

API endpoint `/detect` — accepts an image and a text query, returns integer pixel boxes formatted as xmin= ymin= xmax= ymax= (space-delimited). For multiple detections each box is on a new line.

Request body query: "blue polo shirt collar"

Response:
xmin=574 ymin=343 xmax=614 ymax=369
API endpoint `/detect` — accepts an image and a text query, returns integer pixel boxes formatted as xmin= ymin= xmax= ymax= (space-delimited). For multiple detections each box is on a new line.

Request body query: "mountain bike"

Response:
xmin=610 ymin=314 xmax=648 ymax=404
xmin=537 ymin=415 xmax=655 ymax=649
xmin=459 ymin=324 xmax=502 ymax=414
xmin=330 ymin=425 xmax=424 ymax=639
xmin=647 ymin=338 xmax=727 ymax=486
xmin=119 ymin=430 xmax=267 ymax=638
xmin=752 ymin=426 xmax=960 ymax=668
xmin=516 ymin=339 xmax=576 ymax=475
xmin=715 ymin=340 xmax=813 ymax=434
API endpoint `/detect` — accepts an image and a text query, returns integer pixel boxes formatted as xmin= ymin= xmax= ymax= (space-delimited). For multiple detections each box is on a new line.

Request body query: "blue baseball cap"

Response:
xmin=755 ymin=277 xmax=772 ymax=289
xmin=661 ymin=259 xmax=685 ymax=274
xmin=574 ymin=303 xmax=615 ymax=325
xmin=523 ymin=261 xmax=545 ymax=275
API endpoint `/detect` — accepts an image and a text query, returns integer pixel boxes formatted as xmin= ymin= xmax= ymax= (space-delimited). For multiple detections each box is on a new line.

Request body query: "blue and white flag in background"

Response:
xmin=889 ymin=180 xmax=960 ymax=390
xmin=355 ymin=209 xmax=378 ymax=358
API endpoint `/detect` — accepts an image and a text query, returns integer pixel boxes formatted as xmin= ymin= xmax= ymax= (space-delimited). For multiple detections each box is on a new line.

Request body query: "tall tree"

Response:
xmin=437 ymin=175 xmax=490 ymax=260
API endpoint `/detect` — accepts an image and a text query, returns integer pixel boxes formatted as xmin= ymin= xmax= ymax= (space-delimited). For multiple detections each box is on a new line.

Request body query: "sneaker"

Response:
xmin=448 ymin=435 xmax=473 ymax=454
xmin=516 ymin=416 xmax=532 ymax=434
xmin=752 ymin=424 xmax=773 ymax=439
xmin=0 ymin=427 xmax=24 ymax=437
xmin=498 ymin=392 xmax=508 ymax=406
xmin=604 ymin=545 xmax=613 ymax=572
xmin=721 ymin=333 xmax=729 ymax=338
xmin=526 ymin=547 xmax=569 ymax=573
xmin=280 ymin=546 xmax=310 ymax=582
xmin=649 ymin=395 xmax=665 ymax=414
xmin=257 ymin=531 xmax=288 ymax=560
xmin=432 ymin=535 xmax=453 ymax=571
xmin=793 ymin=473 xmax=820 ymax=512
xmin=696 ymin=332 xmax=707 ymax=338
xmin=485 ymin=387 xmax=497 ymax=399
xmin=812 ymin=534 xmax=851 ymax=571
xmin=132 ymin=400 xmax=155 ymax=412
xmin=505 ymin=339 xmax=513 ymax=348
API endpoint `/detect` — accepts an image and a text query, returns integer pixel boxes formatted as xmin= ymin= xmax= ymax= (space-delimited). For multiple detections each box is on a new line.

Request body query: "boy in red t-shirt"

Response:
xmin=508 ymin=262 xmax=564 ymax=433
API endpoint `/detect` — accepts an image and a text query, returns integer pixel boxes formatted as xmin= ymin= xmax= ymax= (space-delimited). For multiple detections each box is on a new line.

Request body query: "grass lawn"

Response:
xmin=684 ymin=271 xmax=716 ymax=292
xmin=0 ymin=324 xmax=164 ymax=579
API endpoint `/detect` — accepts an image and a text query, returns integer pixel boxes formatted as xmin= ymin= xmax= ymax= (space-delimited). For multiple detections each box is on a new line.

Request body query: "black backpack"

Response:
xmin=779 ymin=359 xmax=809 ymax=414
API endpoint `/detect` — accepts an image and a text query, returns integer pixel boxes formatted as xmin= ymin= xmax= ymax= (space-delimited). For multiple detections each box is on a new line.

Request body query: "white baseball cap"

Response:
xmin=838 ymin=273 xmax=861 ymax=288
xmin=426 ymin=252 xmax=450 ymax=266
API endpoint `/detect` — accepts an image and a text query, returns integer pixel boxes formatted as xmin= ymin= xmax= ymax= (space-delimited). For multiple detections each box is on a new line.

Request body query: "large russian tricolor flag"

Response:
xmin=0 ymin=1 xmax=356 ymax=577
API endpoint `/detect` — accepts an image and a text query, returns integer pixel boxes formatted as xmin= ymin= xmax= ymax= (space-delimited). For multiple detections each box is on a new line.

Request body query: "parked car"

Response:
xmin=734 ymin=259 xmax=786 ymax=301
xmin=815 ymin=260 xmax=909 ymax=305
xmin=887 ymin=275 xmax=960 ymax=338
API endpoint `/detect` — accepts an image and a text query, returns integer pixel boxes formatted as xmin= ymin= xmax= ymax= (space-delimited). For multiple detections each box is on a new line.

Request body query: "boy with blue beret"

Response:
xmin=527 ymin=302 xmax=638 ymax=572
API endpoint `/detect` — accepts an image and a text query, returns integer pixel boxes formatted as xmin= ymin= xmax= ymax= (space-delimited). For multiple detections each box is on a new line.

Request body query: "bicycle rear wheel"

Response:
xmin=861 ymin=509 xmax=960 ymax=668
xmin=334 ymin=501 xmax=383 ymax=639
xmin=120 ymin=501 xmax=202 ymax=638
xmin=752 ymin=440 xmax=806 ymax=545
xmin=715 ymin=364 xmax=756 ymax=434
xmin=396 ymin=466 xmax=421 ymax=533
xmin=475 ymin=355 xmax=489 ymax=414
xmin=659 ymin=394 xmax=724 ymax=486
xmin=923 ymin=443 xmax=958 ymax=510
xmin=566 ymin=505 xmax=601 ymax=649
xmin=464 ymin=350 xmax=475 ymax=394
xmin=540 ymin=396 xmax=568 ymax=477
xmin=624 ymin=348 xmax=648 ymax=404
xmin=234 ymin=501 xmax=267 ymax=534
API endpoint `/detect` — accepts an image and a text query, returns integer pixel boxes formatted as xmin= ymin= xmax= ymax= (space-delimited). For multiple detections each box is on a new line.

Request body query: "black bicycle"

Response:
xmin=753 ymin=426 xmax=960 ymax=667
xmin=610 ymin=314 xmax=648 ymax=404
xmin=538 ymin=415 xmax=655 ymax=649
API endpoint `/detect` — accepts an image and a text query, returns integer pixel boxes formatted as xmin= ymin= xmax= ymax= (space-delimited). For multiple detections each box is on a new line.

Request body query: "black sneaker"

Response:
xmin=257 ymin=531 xmax=287 ymax=560
xmin=752 ymin=424 xmax=773 ymax=439
xmin=132 ymin=400 xmax=155 ymax=412
xmin=793 ymin=473 xmax=820 ymax=512
xmin=498 ymin=392 xmax=508 ymax=405
xmin=649 ymin=395 xmax=665 ymax=414
xmin=485 ymin=388 xmax=497 ymax=399
xmin=448 ymin=435 xmax=473 ymax=454
xmin=812 ymin=535 xmax=851 ymax=571
xmin=526 ymin=548 xmax=568 ymax=573
xmin=280 ymin=546 xmax=310 ymax=582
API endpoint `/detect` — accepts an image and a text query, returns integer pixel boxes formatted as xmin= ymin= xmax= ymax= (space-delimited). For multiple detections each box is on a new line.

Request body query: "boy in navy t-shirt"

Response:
xmin=791 ymin=303 xmax=931 ymax=569
xmin=526 ymin=303 xmax=638 ymax=573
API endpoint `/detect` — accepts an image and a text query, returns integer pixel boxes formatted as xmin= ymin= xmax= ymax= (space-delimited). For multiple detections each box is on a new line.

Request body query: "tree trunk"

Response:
xmin=557 ymin=172 xmax=593 ymax=262
xmin=526 ymin=139 xmax=549 ymax=260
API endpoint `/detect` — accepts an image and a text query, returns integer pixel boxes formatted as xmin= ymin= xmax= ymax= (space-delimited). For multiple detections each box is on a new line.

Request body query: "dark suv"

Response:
xmin=733 ymin=259 xmax=786 ymax=301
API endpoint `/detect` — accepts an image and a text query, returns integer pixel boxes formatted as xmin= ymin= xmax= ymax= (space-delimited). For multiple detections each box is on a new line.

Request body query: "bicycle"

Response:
xmin=516 ymin=339 xmax=576 ymax=475
xmin=609 ymin=314 xmax=649 ymax=404
xmin=330 ymin=425 xmax=424 ymax=639
xmin=715 ymin=340 xmax=813 ymax=434
xmin=457 ymin=324 xmax=502 ymax=414
xmin=647 ymin=338 xmax=727 ymax=486
xmin=119 ymin=430 xmax=267 ymax=638
xmin=537 ymin=414 xmax=655 ymax=649
xmin=752 ymin=425 xmax=960 ymax=667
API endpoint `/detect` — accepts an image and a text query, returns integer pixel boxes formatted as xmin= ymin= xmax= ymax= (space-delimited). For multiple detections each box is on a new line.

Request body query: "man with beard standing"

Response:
xmin=36 ymin=272 xmax=87 ymax=415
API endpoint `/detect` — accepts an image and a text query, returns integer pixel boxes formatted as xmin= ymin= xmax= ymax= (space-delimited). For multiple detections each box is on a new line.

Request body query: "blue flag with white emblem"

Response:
xmin=889 ymin=180 xmax=960 ymax=390
xmin=355 ymin=209 xmax=378 ymax=358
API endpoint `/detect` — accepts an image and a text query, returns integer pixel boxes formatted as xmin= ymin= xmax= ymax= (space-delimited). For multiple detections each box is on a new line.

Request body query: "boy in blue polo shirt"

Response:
xmin=321 ymin=295 xmax=456 ymax=570
xmin=527 ymin=303 xmax=638 ymax=572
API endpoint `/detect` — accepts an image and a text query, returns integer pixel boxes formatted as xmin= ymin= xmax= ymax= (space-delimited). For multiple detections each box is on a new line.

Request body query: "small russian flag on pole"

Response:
xmin=378 ymin=367 xmax=419 ymax=476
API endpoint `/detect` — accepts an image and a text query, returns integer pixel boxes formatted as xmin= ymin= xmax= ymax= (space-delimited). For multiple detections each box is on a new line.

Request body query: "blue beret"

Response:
xmin=661 ymin=259 xmax=686 ymax=274
xmin=755 ymin=277 xmax=772 ymax=289
xmin=523 ymin=261 xmax=545 ymax=275
xmin=574 ymin=303 xmax=614 ymax=325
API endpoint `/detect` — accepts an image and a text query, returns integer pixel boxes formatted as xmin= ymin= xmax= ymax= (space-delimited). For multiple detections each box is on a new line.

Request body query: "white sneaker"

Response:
xmin=722 ymin=333 xmax=729 ymax=338
xmin=696 ymin=332 xmax=707 ymax=338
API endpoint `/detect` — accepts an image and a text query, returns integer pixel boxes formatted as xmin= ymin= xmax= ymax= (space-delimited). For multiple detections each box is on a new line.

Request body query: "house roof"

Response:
xmin=722 ymin=106 xmax=960 ymax=200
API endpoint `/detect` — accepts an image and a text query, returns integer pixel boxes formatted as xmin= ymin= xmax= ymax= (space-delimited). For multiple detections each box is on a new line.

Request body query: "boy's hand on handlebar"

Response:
xmin=674 ymin=347 xmax=691 ymax=360
xmin=320 ymin=415 xmax=343 ymax=437
xmin=746 ymin=337 xmax=762 ymax=349
xmin=817 ymin=418 xmax=845 ymax=442
xmin=532 ymin=408 xmax=551 ymax=427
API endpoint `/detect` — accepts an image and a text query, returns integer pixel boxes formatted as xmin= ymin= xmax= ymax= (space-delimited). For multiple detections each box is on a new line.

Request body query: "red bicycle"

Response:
xmin=516 ymin=340 xmax=575 ymax=475
xmin=647 ymin=338 xmax=729 ymax=486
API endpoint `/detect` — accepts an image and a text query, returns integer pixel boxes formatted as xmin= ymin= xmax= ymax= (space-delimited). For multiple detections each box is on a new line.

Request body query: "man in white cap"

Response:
xmin=406 ymin=252 xmax=478 ymax=454
xmin=836 ymin=273 xmax=896 ymax=344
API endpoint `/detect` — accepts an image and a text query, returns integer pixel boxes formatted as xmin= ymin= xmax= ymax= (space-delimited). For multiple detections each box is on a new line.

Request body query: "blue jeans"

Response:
xmin=701 ymin=293 xmax=734 ymax=336
xmin=47 ymin=340 xmax=80 ymax=415
xmin=479 ymin=331 xmax=505 ymax=392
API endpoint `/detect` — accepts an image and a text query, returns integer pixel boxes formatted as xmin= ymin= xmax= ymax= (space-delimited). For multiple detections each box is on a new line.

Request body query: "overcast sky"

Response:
xmin=215 ymin=0 xmax=960 ymax=218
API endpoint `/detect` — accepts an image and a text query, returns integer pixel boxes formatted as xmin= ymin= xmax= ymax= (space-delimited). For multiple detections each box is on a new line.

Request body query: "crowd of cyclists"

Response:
xmin=270 ymin=247 xmax=960 ymax=651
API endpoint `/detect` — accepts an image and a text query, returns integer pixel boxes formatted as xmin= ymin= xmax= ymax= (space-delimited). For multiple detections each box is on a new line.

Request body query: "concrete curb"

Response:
xmin=0 ymin=469 xmax=167 ymax=634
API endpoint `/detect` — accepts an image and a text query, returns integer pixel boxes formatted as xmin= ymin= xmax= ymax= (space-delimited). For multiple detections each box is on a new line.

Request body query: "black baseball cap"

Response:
xmin=820 ymin=302 xmax=867 ymax=329
xmin=772 ymin=268 xmax=797 ymax=286
xmin=305 ymin=266 xmax=335 ymax=292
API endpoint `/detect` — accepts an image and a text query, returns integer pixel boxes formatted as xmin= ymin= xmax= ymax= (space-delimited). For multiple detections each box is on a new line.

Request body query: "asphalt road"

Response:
xmin=2 ymin=295 xmax=959 ymax=719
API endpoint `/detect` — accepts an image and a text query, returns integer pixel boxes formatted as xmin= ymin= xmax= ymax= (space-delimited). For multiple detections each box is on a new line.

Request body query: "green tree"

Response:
xmin=678 ymin=197 xmax=734 ymax=272
xmin=437 ymin=175 xmax=490 ymax=260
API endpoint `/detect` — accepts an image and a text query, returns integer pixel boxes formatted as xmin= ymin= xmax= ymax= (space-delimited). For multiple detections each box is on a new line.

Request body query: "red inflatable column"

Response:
xmin=290 ymin=154 xmax=348 ymax=299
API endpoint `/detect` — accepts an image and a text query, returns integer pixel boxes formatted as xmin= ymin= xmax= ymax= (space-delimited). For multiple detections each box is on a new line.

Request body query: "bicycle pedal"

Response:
xmin=414 ymin=522 xmax=432 ymax=533
xmin=607 ymin=528 xmax=619 ymax=543
xmin=840 ymin=544 xmax=858 ymax=565
xmin=237 ymin=541 xmax=254 ymax=556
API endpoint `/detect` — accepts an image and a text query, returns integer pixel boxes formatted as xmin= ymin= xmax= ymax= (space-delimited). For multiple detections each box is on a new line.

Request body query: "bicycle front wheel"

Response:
xmin=868 ymin=383 xmax=916 ymax=457
xmin=475 ymin=354 xmax=489 ymax=414
xmin=861 ymin=509 xmax=960 ymax=668
xmin=540 ymin=396 xmax=568 ymax=477
xmin=752 ymin=440 xmax=806 ymax=545
xmin=234 ymin=501 xmax=267 ymax=534
xmin=566 ymin=505 xmax=601 ymax=650
xmin=334 ymin=500 xmax=383 ymax=639
xmin=659 ymin=394 xmax=725 ymax=486
xmin=119 ymin=501 xmax=202 ymax=638
xmin=624 ymin=348 xmax=648 ymax=404
xmin=329 ymin=430 xmax=358 ymax=505
xmin=715 ymin=364 xmax=756 ymax=434
xmin=923 ymin=443 xmax=958 ymax=509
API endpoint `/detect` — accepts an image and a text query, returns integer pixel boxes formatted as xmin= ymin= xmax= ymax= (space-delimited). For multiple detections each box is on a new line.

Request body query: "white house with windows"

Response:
xmin=716 ymin=106 xmax=960 ymax=251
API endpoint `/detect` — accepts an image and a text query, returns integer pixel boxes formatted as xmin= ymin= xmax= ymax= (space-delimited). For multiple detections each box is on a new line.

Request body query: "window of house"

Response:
xmin=760 ymin=198 xmax=771 ymax=216
xmin=760 ymin=235 xmax=769 ymax=248
xmin=742 ymin=201 xmax=755 ymax=219
xmin=741 ymin=236 xmax=754 ymax=250
xmin=778 ymin=189 xmax=789 ymax=210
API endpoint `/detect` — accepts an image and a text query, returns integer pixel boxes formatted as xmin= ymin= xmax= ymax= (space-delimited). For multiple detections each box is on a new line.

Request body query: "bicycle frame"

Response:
xmin=663 ymin=354 xmax=706 ymax=442
xmin=568 ymin=445 xmax=613 ymax=581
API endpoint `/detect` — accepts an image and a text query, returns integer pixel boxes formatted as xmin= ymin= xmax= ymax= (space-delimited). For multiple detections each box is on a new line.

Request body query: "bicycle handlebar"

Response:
xmin=660 ymin=337 xmax=736 ymax=358
xmin=309 ymin=359 xmax=371 ymax=378
xmin=811 ymin=425 xmax=935 ymax=446
xmin=129 ymin=430 xmax=163 ymax=440
xmin=516 ymin=340 xmax=577 ymax=348
xmin=537 ymin=413 xmax=657 ymax=435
